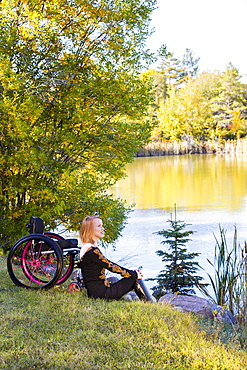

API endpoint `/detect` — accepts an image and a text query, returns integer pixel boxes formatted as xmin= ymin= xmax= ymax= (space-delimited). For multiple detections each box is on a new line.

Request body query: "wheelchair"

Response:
xmin=7 ymin=216 xmax=84 ymax=291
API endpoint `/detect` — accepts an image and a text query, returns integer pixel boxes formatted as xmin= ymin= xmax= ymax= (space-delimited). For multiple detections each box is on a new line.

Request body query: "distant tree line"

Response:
xmin=145 ymin=47 xmax=247 ymax=145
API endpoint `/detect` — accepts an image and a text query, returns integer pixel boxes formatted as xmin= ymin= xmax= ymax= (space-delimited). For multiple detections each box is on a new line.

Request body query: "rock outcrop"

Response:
xmin=159 ymin=293 xmax=236 ymax=324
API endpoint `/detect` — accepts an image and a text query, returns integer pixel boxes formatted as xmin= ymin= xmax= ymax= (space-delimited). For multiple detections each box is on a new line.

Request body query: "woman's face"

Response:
xmin=92 ymin=218 xmax=105 ymax=242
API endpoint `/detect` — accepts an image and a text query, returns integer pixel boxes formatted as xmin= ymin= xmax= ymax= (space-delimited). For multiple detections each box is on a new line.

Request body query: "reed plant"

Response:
xmin=201 ymin=225 xmax=247 ymax=326
xmin=232 ymin=241 xmax=247 ymax=326
xmin=1 ymin=256 xmax=247 ymax=369
xmin=207 ymin=225 xmax=238 ymax=311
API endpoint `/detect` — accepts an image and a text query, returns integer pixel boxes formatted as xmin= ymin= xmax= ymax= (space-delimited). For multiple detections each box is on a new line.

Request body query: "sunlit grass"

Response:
xmin=0 ymin=256 xmax=247 ymax=370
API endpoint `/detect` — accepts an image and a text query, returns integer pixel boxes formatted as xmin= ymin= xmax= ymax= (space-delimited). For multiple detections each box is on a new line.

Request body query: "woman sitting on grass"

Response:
xmin=79 ymin=216 xmax=145 ymax=300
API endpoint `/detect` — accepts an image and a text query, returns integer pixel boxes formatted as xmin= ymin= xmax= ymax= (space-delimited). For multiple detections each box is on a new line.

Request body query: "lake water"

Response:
xmin=103 ymin=153 xmax=247 ymax=294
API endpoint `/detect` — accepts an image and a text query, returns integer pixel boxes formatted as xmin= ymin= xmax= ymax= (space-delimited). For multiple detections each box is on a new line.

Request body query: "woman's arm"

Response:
xmin=92 ymin=248 xmax=138 ymax=279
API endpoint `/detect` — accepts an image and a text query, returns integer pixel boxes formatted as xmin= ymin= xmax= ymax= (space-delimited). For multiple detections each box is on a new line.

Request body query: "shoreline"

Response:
xmin=137 ymin=138 xmax=247 ymax=157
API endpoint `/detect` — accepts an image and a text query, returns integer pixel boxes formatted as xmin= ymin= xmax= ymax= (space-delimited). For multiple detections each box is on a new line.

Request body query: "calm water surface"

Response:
xmin=104 ymin=154 xmax=247 ymax=292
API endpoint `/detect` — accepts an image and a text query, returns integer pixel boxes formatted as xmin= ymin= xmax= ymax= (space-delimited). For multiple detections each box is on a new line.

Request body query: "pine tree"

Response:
xmin=158 ymin=52 xmax=184 ymax=86
xmin=179 ymin=48 xmax=200 ymax=81
xmin=150 ymin=207 xmax=206 ymax=296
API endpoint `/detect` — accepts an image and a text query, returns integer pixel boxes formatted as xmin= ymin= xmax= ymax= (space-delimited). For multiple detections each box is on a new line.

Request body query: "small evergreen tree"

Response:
xmin=150 ymin=207 xmax=206 ymax=295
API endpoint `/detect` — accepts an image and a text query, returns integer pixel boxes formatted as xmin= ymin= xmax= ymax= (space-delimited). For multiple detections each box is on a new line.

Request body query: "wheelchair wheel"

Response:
xmin=44 ymin=232 xmax=75 ymax=285
xmin=7 ymin=234 xmax=64 ymax=289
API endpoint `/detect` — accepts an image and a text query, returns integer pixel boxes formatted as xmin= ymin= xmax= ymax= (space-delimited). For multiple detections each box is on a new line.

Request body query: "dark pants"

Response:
xmin=86 ymin=278 xmax=146 ymax=301
xmin=104 ymin=277 xmax=137 ymax=300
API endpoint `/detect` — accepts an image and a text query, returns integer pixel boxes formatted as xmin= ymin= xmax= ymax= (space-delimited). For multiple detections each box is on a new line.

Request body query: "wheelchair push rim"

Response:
xmin=7 ymin=234 xmax=64 ymax=289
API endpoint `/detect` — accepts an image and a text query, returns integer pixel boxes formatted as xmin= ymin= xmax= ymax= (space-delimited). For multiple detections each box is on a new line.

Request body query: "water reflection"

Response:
xmin=106 ymin=154 xmax=247 ymax=294
xmin=110 ymin=154 xmax=247 ymax=211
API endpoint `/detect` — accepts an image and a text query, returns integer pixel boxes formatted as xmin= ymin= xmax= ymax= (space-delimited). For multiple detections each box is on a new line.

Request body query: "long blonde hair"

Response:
xmin=79 ymin=216 xmax=102 ymax=244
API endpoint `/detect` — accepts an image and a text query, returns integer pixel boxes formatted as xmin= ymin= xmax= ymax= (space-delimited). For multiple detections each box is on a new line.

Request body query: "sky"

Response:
xmin=147 ymin=0 xmax=247 ymax=81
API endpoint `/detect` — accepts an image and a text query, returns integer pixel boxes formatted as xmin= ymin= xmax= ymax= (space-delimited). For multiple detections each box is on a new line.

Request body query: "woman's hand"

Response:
xmin=136 ymin=269 xmax=144 ymax=279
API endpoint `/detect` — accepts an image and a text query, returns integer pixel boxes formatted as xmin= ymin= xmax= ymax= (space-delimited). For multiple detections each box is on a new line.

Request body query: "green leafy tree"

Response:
xmin=156 ymin=80 xmax=214 ymax=141
xmin=143 ymin=69 xmax=168 ymax=107
xmin=229 ymin=110 xmax=247 ymax=139
xmin=149 ymin=208 xmax=206 ymax=295
xmin=153 ymin=73 xmax=218 ymax=142
xmin=152 ymin=69 xmax=247 ymax=142
xmin=210 ymin=64 xmax=247 ymax=139
xmin=156 ymin=86 xmax=184 ymax=140
xmin=177 ymin=76 xmax=215 ymax=140
xmin=0 ymin=0 xmax=156 ymax=251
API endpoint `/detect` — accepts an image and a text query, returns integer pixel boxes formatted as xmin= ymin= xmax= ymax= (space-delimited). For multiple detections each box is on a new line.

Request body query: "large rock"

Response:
xmin=159 ymin=293 xmax=214 ymax=319
xmin=158 ymin=294 xmax=237 ymax=324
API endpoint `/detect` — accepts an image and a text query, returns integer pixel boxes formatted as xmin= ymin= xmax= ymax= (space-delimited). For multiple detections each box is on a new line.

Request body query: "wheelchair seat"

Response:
xmin=56 ymin=239 xmax=78 ymax=249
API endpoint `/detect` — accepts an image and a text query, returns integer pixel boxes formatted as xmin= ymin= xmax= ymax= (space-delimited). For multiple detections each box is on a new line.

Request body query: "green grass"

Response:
xmin=0 ymin=256 xmax=247 ymax=370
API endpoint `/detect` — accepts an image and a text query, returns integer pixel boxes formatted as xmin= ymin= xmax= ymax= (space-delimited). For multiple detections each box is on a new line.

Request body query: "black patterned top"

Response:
xmin=80 ymin=246 xmax=137 ymax=298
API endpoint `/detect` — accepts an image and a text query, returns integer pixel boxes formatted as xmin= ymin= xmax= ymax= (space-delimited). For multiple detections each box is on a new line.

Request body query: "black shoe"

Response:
xmin=134 ymin=281 xmax=147 ymax=301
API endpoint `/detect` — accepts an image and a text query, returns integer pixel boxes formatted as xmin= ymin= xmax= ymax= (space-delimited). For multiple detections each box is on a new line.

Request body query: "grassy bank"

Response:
xmin=0 ymin=256 xmax=247 ymax=370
